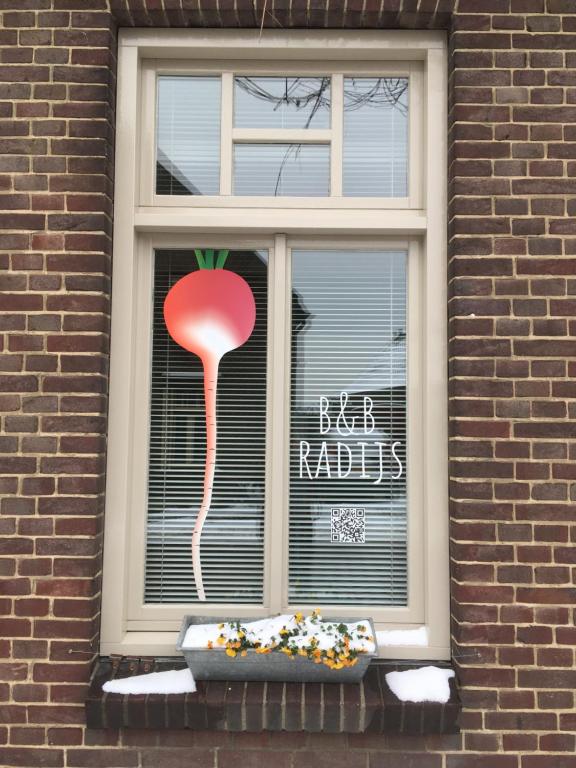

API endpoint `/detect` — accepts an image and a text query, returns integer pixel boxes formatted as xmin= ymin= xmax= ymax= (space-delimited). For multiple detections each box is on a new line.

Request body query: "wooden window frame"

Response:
xmin=101 ymin=29 xmax=449 ymax=661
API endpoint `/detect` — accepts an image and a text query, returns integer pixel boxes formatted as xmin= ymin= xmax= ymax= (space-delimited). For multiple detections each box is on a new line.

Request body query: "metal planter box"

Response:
xmin=176 ymin=615 xmax=377 ymax=683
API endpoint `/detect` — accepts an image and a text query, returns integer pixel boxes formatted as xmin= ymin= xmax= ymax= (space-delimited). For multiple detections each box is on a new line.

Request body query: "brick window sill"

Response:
xmin=86 ymin=658 xmax=460 ymax=734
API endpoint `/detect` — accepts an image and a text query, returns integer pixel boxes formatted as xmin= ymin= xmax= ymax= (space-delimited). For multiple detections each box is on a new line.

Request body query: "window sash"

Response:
xmin=140 ymin=60 xmax=423 ymax=209
xmin=124 ymin=234 xmax=424 ymax=630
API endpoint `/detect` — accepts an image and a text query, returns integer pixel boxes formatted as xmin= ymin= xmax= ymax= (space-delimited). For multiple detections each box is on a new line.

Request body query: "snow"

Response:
xmin=182 ymin=614 xmax=376 ymax=654
xmin=291 ymin=617 xmax=376 ymax=653
xmin=102 ymin=668 xmax=196 ymax=695
xmin=385 ymin=666 xmax=455 ymax=704
xmin=182 ymin=614 xmax=298 ymax=649
xmin=376 ymin=626 xmax=428 ymax=647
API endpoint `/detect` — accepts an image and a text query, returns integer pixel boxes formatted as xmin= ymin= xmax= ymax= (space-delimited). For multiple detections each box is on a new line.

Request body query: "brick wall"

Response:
xmin=0 ymin=1 xmax=575 ymax=766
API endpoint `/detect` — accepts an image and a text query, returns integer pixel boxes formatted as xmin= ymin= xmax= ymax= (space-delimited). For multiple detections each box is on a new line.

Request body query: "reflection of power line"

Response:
xmin=235 ymin=76 xmax=408 ymax=120
xmin=236 ymin=76 xmax=331 ymax=128
xmin=344 ymin=78 xmax=408 ymax=116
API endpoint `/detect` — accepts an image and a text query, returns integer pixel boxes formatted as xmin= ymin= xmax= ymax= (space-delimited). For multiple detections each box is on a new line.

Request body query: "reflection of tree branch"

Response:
xmin=235 ymin=76 xmax=408 ymax=119
xmin=236 ymin=76 xmax=331 ymax=127
xmin=235 ymin=76 xmax=409 ymax=195
xmin=273 ymin=144 xmax=302 ymax=196
xmin=344 ymin=78 xmax=408 ymax=116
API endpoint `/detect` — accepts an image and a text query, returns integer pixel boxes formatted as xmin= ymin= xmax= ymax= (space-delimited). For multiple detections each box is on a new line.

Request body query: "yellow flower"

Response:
xmin=225 ymin=648 xmax=237 ymax=657
xmin=241 ymin=650 xmax=247 ymax=657
xmin=295 ymin=612 xmax=304 ymax=624
xmin=216 ymin=636 xmax=225 ymax=646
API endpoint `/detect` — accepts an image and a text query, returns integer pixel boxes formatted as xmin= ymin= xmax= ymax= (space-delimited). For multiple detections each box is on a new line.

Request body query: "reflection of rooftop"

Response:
xmin=156 ymin=148 xmax=200 ymax=195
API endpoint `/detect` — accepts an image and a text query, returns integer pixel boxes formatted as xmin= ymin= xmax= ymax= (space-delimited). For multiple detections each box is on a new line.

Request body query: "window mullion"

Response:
xmin=266 ymin=233 xmax=289 ymax=614
xmin=330 ymin=74 xmax=343 ymax=197
xmin=220 ymin=72 xmax=233 ymax=195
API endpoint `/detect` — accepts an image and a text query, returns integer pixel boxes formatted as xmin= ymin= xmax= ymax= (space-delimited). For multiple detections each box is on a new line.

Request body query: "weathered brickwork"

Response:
xmin=0 ymin=1 xmax=575 ymax=766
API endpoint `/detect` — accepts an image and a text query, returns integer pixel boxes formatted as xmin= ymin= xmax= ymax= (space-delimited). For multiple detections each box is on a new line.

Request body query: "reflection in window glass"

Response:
xmin=145 ymin=250 xmax=268 ymax=603
xmin=235 ymin=77 xmax=330 ymax=129
xmin=156 ymin=77 xmax=221 ymax=196
xmin=343 ymin=78 xmax=408 ymax=197
xmin=289 ymin=250 xmax=408 ymax=606
xmin=234 ymin=144 xmax=330 ymax=196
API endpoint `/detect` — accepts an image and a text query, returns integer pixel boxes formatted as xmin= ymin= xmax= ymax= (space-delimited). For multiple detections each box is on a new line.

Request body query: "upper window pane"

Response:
xmin=156 ymin=76 xmax=221 ymax=196
xmin=235 ymin=77 xmax=331 ymax=129
xmin=343 ymin=77 xmax=408 ymax=197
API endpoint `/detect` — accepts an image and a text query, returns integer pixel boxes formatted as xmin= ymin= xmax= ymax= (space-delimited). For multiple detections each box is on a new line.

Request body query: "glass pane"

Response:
xmin=145 ymin=249 xmax=268 ymax=603
xmin=235 ymin=77 xmax=330 ymax=129
xmin=234 ymin=144 xmax=329 ymax=196
xmin=289 ymin=250 xmax=408 ymax=606
xmin=343 ymin=78 xmax=409 ymax=197
xmin=156 ymin=76 xmax=221 ymax=196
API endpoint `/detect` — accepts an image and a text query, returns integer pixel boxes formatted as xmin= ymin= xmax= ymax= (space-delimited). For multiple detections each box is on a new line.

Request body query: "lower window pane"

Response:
xmin=289 ymin=250 xmax=408 ymax=606
xmin=145 ymin=249 xmax=268 ymax=604
xmin=234 ymin=144 xmax=330 ymax=196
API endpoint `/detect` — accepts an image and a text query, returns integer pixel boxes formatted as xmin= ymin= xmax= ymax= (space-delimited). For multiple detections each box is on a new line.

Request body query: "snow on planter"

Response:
xmin=385 ymin=666 xmax=455 ymax=704
xmin=103 ymin=668 xmax=196 ymax=695
xmin=182 ymin=611 xmax=375 ymax=664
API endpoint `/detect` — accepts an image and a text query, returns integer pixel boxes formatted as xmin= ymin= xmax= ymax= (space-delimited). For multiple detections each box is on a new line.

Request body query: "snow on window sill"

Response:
xmin=86 ymin=656 xmax=461 ymax=734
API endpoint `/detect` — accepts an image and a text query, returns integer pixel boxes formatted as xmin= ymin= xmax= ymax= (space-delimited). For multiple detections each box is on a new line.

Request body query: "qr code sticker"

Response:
xmin=331 ymin=507 xmax=366 ymax=544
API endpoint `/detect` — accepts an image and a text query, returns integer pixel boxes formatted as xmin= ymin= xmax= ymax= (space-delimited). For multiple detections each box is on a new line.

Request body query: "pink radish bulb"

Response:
xmin=164 ymin=264 xmax=256 ymax=601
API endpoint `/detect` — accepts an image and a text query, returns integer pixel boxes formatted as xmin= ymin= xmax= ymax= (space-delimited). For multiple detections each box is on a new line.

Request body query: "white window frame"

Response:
xmin=101 ymin=29 xmax=449 ymax=661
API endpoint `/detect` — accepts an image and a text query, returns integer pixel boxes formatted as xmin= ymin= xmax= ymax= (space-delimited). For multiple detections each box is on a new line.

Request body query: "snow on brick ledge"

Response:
xmin=86 ymin=657 xmax=460 ymax=734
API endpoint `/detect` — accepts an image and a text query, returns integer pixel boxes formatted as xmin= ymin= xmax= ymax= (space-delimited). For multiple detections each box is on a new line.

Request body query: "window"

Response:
xmin=102 ymin=30 xmax=449 ymax=661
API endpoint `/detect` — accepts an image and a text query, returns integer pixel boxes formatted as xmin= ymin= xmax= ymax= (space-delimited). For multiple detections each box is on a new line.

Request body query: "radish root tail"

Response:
xmin=192 ymin=355 xmax=219 ymax=601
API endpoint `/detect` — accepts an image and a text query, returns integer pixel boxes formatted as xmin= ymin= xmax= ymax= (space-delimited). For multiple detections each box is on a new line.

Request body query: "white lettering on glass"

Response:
xmin=299 ymin=393 xmax=405 ymax=482
xmin=299 ymin=440 xmax=312 ymax=479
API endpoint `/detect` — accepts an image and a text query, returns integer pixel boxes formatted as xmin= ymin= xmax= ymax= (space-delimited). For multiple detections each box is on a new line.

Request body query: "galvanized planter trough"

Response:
xmin=176 ymin=615 xmax=377 ymax=684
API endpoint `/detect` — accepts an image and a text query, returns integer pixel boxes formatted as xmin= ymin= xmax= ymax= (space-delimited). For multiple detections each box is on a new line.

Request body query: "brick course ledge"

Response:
xmin=85 ymin=658 xmax=460 ymax=734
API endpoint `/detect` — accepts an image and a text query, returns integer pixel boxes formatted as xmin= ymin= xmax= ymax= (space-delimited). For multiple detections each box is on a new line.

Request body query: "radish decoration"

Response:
xmin=163 ymin=250 xmax=256 ymax=601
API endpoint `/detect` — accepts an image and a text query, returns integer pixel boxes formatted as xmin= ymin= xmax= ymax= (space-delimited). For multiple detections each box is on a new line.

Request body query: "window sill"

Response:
xmin=86 ymin=657 xmax=460 ymax=734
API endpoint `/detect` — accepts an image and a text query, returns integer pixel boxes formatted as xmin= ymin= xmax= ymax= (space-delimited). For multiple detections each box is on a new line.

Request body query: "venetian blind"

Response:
xmin=145 ymin=250 xmax=268 ymax=603
xmin=289 ymin=250 xmax=408 ymax=607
